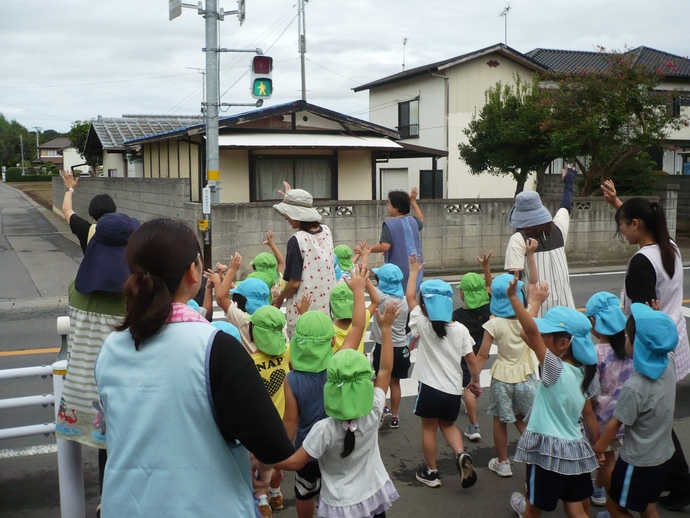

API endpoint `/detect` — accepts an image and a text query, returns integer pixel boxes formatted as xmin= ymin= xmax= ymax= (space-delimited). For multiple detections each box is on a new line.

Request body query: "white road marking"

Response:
xmin=0 ymin=444 xmax=57 ymax=459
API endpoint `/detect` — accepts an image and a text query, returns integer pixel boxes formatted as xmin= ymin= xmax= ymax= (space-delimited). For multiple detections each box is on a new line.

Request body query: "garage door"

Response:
xmin=380 ymin=168 xmax=408 ymax=199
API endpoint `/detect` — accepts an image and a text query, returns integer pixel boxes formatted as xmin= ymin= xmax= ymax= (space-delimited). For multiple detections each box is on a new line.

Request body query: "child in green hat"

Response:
xmin=281 ymin=263 xmax=370 ymax=518
xmin=277 ymin=298 xmax=401 ymax=517
xmin=244 ymin=305 xmax=290 ymax=516
xmin=329 ymin=275 xmax=379 ymax=354
xmin=452 ymin=251 xmax=493 ymax=443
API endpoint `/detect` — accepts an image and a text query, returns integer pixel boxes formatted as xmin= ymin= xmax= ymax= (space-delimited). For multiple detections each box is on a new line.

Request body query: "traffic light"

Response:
xmin=251 ymin=55 xmax=273 ymax=99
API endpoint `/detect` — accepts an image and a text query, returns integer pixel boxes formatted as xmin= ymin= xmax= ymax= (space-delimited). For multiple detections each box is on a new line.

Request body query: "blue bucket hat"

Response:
xmin=630 ymin=303 xmax=678 ymax=380
xmin=373 ymin=264 xmax=404 ymax=298
xmin=420 ymin=279 xmax=453 ymax=322
xmin=585 ymin=292 xmax=626 ymax=336
xmin=210 ymin=321 xmax=242 ymax=342
xmin=490 ymin=274 xmax=524 ymax=318
xmin=534 ymin=306 xmax=597 ymax=365
xmin=75 ymin=213 xmax=141 ymax=294
xmin=230 ymin=278 xmax=270 ymax=315
xmin=508 ymin=191 xmax=552 ymax=229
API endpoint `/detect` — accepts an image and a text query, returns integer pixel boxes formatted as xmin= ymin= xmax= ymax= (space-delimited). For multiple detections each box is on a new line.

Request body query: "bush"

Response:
xmin=610 ymin=152 xmax=657 ymax=197
xmin=5 ymin=167 xmax=59 ymax=182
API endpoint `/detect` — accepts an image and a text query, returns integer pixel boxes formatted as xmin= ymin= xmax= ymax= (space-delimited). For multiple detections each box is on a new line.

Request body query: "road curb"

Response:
xmin=0 ymin=296 xmax=69 ymax=311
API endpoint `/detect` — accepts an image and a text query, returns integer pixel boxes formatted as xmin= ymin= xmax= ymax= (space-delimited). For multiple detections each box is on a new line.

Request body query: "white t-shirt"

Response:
xmin=409 ymin=306 xmax=474 ymax=395
xmin=226 ymin=302 xmax=257 ymax=354
xmin=303 ymin=388 xmax=392 ymax=508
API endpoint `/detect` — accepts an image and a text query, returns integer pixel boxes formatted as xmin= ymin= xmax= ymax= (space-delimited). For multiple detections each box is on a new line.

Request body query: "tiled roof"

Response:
xmin=91 ymin=114 xmax=203 ymax=150
xmin=38 ymin=137 xmax=71 ymax=149
xmin=526 ymin=46 xmax=690 ymax=78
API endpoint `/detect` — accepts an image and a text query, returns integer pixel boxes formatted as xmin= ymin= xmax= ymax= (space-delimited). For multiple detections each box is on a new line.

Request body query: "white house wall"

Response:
xmin=103 ymin=152 xmax=125 ymax=178
xmin=446 ymin=54 xmax=537 ymax=198
xmin=62 ymin=148 xmax=86 ymax=173
xmin=368 ymin=76 xmax=447 ymax=198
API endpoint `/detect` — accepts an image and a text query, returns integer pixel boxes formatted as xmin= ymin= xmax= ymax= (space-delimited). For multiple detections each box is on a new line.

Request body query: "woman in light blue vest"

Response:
xmin=95 ymin=219 xmax=295 ymax=517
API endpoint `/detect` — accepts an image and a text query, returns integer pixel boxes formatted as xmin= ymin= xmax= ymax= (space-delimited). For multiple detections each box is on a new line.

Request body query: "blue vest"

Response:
xmin=287 ymin=370 xmax=327 ymax=451
xmin=383 ymin=216 xmax=423 ymax=290
xmin=95 ymin=323 xmax=256 ymax=517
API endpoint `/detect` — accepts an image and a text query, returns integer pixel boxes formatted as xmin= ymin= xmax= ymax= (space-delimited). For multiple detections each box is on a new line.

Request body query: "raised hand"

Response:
xmin=344 ymin=262 xmax=368 ymax=293
xmin=215 ymin=262 xmax=228 ymax=274
xmin=506 ymin=271 xmax=520 ymax=299
xmin=295 ymin=293 xmax=312 ymax=315
xmin=410 ymin=186 xmax=419 ymax=200
xmin=601 ymin=180 xmax=617 ymax=204
xmin=228 ymin=252 xmax=242 ymax=271
xmin=204 ymin=269 xmax=221 ymax=286
xmin=476 ymin=250 xmax=493 ymax=267
xmin=408 ymin=253 xmax=425 ymax=274
xmin=277 ymin=181 xmax=292 ymax=197
xmin=375 ymin=299 xmax=401 ymax=328
xmin=263 ymin=230 xmax=275 ymax=246
xmin=525 ymin=238 xmax=538 ymax=255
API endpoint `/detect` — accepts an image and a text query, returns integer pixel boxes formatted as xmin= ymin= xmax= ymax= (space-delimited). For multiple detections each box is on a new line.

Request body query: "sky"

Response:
xmin=1 ymin=0 xmax=688 ymax=135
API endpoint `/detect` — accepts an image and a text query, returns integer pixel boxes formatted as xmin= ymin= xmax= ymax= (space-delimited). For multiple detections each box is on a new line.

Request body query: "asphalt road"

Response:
xmin=1 ymin=181 xmax=690 ymax=517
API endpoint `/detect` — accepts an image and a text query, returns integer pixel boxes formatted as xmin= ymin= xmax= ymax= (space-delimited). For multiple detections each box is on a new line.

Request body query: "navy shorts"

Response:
xmin=413 ymin=383 xmax=462 ymax=422
xmin=609 ymin=458 xmax=668 ymax=512
xmin=294 ymin=460 xmax=321 ymax=500
xmin=372 ymin=344 xmax=411 ymax=379
xmin=525 ymin=463 xmax=593 ymax=512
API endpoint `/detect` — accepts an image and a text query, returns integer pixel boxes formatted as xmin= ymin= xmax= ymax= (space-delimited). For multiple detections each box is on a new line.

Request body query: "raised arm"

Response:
xmin=560 ymin=165 xmax=577 ymax=214
xmin=202 ymin=276 xmax=215 ymax=317
xmin=338 ymin=263 xmax=368 ymax=351
xmin=528 ymin=281 xmax=550 ymax=317
xmin=204 ymin=269 xmax=227 ymax=313
xmin=525 ymin=238 xmax=539 ymax=301
xmin=601 ymin=179 xmax=623 ymax=210
xmin=476 ymin=250 xmax=493 ymax=292
xmin=216 ymin=253 xmax=241 ymax=312
xmin=406 ymin=253 xmax=424 ymax=312
xmin=263 ymin=230 xmax=285 ymax=275
xmin=374 ymin=300 xmax=401 ymax=393
xmin=410 ymin=186 xmax=424 ymax=223
xmin=507 ymin=273 xmax=547 ymax=364
xmin=60 ymin=170 xmax=79 ymax=221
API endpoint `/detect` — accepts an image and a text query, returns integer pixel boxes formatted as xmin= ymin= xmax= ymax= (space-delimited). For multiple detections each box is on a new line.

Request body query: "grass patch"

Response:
xmin=7 ymin=182 xmax=55 ymax=211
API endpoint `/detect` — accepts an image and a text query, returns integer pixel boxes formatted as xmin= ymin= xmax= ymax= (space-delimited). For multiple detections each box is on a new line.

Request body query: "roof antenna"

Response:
xmin=402 ymin=37 xmax=407 ymax=71
xmin=499 ymin=4 xmax=511 ymax=45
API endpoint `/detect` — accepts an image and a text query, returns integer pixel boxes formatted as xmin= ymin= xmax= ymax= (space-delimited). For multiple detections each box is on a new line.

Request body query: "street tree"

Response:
xmin=542 ymin=49 xmax=687 ymax=195
xmin=0 ymin=114 xmax=34 ymax=168
xmin=459 ymin=76 xmax=557 ymax=195
xmin=69 ymin=120 xmax=101 ymax=174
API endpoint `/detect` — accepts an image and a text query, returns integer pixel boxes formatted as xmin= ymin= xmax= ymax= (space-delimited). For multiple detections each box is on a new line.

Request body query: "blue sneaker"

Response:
xmin=591 ymin=483 xmax=606 ymax=506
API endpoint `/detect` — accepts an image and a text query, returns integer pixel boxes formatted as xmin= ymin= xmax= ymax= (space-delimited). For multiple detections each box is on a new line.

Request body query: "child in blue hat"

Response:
xmin=594 ymin=303 xmax=678 ymax=518
xmin=505 ymin=275 xmax=601 ymax=518
xmin=584 ymin=291 xmax=633 ymax=508
xmin=407 ymin=254 xmax=482 ymax=490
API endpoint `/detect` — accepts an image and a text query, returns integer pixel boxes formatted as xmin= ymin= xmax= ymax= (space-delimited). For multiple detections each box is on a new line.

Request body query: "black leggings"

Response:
xmin=98 ymin=449 xmax=107 ymax=494
xmin=666 ymin=428 xmax=690 ymax=494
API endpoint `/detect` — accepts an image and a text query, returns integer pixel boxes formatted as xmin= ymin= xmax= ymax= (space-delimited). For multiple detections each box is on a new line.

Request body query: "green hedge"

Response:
xmin=5 ymin=167 xmax=59 ymax=182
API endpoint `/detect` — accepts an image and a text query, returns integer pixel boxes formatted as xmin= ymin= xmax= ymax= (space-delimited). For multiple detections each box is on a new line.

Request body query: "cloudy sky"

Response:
xmin=1 ymin=0 xmax=687 ymax=134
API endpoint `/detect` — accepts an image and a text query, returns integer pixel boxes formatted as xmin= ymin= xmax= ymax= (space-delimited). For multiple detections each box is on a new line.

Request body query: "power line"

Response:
xmin=0 ymin=73 xmax=196 ymax=89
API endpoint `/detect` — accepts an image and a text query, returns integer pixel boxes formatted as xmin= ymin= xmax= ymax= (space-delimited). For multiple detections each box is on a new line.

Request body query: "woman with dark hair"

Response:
xmin=603 ymin=180 xmax=690 ymax=511
xmin=95 ymin=218 xmax=295 ymax=517
xmin=272 ymin=183 xmax=335 ymax=338
xmin=504 ymin=166 xmax=577 ymax=316
xmin=365 ymin=188 xmax=424 ymax=291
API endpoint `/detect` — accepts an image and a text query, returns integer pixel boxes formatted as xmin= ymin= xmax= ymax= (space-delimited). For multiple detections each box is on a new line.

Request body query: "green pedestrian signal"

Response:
xmin=252 ymin=78 xmax=272 ymax=98
xmin=250 ymin=56 xmax=273 ymax=100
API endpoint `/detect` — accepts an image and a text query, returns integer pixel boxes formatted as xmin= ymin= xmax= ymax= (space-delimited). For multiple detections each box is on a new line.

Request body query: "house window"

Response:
xmin=252 ymin=155 xmax=336 ymax=201
xmin=419 ymin=169 xmax=443 ymax=199
xmin=398 ymin=99 xmax=419 ymax=139
xmin=43 ymin=149 xmax=59 ymax=157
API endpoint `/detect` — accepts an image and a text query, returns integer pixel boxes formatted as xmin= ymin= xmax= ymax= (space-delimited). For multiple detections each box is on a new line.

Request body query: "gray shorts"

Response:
xmin=487 ymin=373 xmax=537 ymax=423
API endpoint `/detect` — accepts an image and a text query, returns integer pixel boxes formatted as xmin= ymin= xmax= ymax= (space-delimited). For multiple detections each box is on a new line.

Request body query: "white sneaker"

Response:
xmin=488 ymin=457 xmax=513 ymax=477
xmin=510 ymin=492 xmax=526 ymax=517
xmin=464 ymin=423 xmax=481 ymax=441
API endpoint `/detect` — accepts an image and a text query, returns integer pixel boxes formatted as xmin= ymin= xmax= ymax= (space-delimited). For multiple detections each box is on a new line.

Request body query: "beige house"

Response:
xmin=354 ymin=43 xmax=547 ymax=199
xmin=125 ymin=100 xmax=446 ymax=203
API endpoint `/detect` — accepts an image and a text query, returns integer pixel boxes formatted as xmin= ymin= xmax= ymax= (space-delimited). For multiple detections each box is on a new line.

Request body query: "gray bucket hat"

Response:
xmin=273 ymin=189 xmax=322 ymax=222
xmin=508 ymin=191 xmax=552 ymax=229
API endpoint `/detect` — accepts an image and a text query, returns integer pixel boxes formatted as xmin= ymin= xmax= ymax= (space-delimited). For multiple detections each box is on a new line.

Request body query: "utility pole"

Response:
xmin=33 ymin=127 xmax=42 ymax=160
xmin=402 ymin=37 xmax=407 ymax=71
xmin=20 ymin=134 xmax=25 ymax=174
xmin=298 ymin=0 xmax=308 ymax=100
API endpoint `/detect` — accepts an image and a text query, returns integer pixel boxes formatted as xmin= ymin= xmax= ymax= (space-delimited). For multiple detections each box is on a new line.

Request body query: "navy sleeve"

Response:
xmin=559 ymin=167 xmax=577 ymax=214
xmin=69 ymin=213 xmax=92 ymax=253
xmin=380 ymin=222 xmax=392 ymax=244
xmin=208 ymin=332 xmax=295 ymax=464
xmin=625 ymin=254 xmax=657 ymax=304
xmin=283 ymin=235 xmax=304 ymax=282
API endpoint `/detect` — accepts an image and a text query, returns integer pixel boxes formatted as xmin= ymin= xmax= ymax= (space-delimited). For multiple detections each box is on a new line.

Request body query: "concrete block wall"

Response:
xmin=655 ymin=175 xmax=688 ymax=233
xmin=54 ymin=178 xmax=674 ymax=275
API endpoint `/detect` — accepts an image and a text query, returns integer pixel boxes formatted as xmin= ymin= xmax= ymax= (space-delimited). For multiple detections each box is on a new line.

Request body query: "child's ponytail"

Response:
xmin=340 ymin=421 xmax=356 ymax=458
xmin=608 ymin=329 xmax=627 ymax=360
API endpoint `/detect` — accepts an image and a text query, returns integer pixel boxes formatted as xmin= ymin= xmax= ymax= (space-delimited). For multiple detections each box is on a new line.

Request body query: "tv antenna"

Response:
xmin=499 ymin=4 xmax=511 ymax=45
xmin=402 ymin=37 xmax=408 ymax=71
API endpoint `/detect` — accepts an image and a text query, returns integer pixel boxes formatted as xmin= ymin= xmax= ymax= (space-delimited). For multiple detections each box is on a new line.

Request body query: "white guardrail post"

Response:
xmin=52 ymin=359 xmax=85 ymax=518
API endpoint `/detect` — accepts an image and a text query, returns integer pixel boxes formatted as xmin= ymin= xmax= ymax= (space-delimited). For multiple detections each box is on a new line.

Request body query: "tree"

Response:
xmin=69 ymin=120 xmax=101 ymax=173
xmin=459 ymin=76 xmax=558 ymax=195
xmin=0 ymin=114 xmax=34 ymax=168
xmin=542 ymin=49 xmax=687 ymax=195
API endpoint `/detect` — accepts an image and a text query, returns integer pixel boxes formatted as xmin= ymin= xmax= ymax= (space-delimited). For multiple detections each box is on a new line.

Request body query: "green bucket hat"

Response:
xmin=324 ymin=349 xmax=375 ymax=421
xmin=458 ymin=272 xmax=490 ymax=310
xmin=333 ymin=245 xmax=354 ymax=271
xmin=329 ymin=282 xmax=354 ymax=320
xmin=244 ymin=305 xmax=287 ymax=356
xmin=251 ymin=252 xmax=279 ymax=278
xmin=290 ymin=311 xmax=335 ymax=372
xmin=247 ymin=270 xmax=275 ymax=288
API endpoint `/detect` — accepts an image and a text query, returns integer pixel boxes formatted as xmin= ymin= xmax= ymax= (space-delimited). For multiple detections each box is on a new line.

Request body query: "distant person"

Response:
xmin=362 ymin=187 xmax=424 ymax=291
xmin=504 ymin=166 xmax=577 ymax=316
xmin=61 ymin=169 xmax=116 ymax=253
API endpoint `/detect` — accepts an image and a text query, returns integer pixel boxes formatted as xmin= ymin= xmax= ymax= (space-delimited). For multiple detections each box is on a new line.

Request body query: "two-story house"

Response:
xmin=34 ymin=137 xmax=85 ymax=173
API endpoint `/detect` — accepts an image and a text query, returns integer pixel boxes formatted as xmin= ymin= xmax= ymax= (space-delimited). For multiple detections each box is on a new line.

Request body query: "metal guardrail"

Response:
xmin=0 ymin=316 xmax=85 ymax=517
